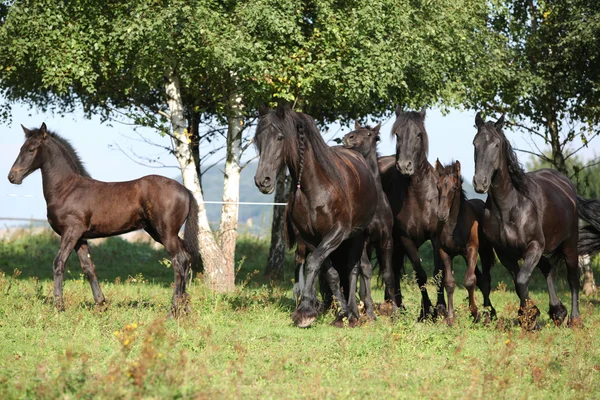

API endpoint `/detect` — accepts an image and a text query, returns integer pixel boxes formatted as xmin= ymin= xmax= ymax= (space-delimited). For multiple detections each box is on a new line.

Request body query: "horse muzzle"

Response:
xmin=472 ymin=176 xmax=489 ymax=194
xmin=7 ymin=170 xmax=23 ymax=185
xmin=396 ymin=160 xmax=414 ymax=176
xmin=254 ymin=176 xmax=275 ymax=194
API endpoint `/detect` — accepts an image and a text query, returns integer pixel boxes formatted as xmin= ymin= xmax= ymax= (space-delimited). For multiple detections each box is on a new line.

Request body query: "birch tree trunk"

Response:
xmin=264 ymin=170 xmax=289 ymax=281
xmin=164 ymin=66 xmax=229 ymax=291
xmin=216 ymin=90 xmax=244 ymax=291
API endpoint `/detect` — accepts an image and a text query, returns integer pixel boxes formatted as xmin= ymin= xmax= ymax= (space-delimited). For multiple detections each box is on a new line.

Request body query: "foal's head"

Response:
xmin=435 ymin=160 xmax=462 ymax=223
xmin=472 ymin=113 xmax=505 ymax=193
xmin=391 ymin=106 xmax=428 ymax=176
xmin=8 ymin=123 xmax=49 ymax=185
xmin=342 ymin=122 xmax=381 ymax=158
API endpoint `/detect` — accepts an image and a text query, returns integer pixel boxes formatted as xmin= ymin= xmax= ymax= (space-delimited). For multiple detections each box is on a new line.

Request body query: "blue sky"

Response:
xmin=2 ymin=102 xmax=598 ymax=223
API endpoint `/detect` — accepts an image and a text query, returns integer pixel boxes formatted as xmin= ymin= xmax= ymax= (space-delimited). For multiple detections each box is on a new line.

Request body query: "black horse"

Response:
xmin=8 ymin=123 xmax=199 ymax=313
xmin=343 ymin=122 xmax=400 ymax=316
xmin=472 ymin=112 xmax=600 ymax=329
xmin=387 ymin=106 xmax=444 ymax=320
xmin=254 ymin=104 xmax=378 ymax=327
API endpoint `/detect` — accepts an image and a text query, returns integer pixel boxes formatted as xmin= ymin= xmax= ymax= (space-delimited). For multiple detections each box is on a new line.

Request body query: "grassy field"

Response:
xmin=0 ymin=229 xmax=599 ymax=399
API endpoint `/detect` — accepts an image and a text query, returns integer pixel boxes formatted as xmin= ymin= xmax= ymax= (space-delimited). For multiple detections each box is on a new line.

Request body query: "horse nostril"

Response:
xmin=8 ymin=173 xmax=15 ymax=183
xmin=263 ymin=177 xmax=272 ymax=186
xmin=407 ymin=161 xmax=412 ymax=169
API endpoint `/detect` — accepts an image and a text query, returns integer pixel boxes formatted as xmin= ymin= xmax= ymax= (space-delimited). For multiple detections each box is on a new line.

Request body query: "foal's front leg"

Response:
xmin=53 ymin=231 xmax=82 ymax=310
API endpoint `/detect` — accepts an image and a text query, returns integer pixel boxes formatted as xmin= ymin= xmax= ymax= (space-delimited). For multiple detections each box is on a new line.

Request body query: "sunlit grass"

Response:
xmin=0 ymin=230 xmax=599 ymax=399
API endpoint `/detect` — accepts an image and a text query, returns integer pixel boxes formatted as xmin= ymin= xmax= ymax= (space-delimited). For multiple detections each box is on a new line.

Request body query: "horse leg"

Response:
xmin=432 ymin=240 xmax=447 ymax=319
xmin=293 ymin=246 xmax=306 ymax=306
xmin=439 ymin=249 xmax=455 ymax=325
xmin=476 ymin=238 xmax=496 ymax=320
xmin=563 ymin=241 xmax=581 ymax=327
xmin=162 ymin=233 xmax=192 ymax=316
xmin=463 ymin=246 xmax=480 ymax=322
xmin=53 ymin=230 xmax=82 ymax=310
xmin=359 ymin=243 xmax=376 ymax=321
xmin=326 ymin=260 xmax=351 ymax=327
xmin=536 ymin=256 xmax=567 ymax=326
xmin=377 ymin=230 xmax=400 ymax=312
xmin=400 ymin=236 xmax=433 ymax=321
xmin=292 ymin=226 xmax=346 ymax=328
xmin=75 ymin=240 xmax=106 ymax=306
xmin=515 ymin=241 xmax=543 ymax=330
xmin=391 ymin=244 xmax=406 ymax=307
xmin=346 ymin=234 xmax=367 ymax=326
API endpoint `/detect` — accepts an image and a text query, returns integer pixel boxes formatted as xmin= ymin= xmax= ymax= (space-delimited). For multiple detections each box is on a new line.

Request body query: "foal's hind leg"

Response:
xmin=75 ymin=240 xmax=106 ymax=306
xmin=53 ymin=230 xmax=83 ymax=310
xmin=359 ymin=245 xmax=376 ymax=321
xmin=162 ymin=234 xmax=192 ymax=316
xmin=537 ymin=256 xmax=567 ymax=326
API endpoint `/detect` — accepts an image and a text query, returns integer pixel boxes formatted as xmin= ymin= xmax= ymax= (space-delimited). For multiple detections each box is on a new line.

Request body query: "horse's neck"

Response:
xmin=40 ymin=141 xmax=82 ymax=203
xmin=446 ymin=187 xmax=465 ymax=231
xmin=288 ymin=145 xmax=327 ymax=194
xmin=365 ymin=150 xmax=381 ymax=186
xmin=489 ymin=159 xmax=522 ymax=214
xmin=408 ymin=162 xmax=435 ymax=198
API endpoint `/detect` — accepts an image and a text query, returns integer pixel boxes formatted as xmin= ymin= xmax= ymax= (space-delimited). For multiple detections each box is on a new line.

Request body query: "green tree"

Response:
xmin=474 ymin=0 xmax=600 ymax=176
xmin=0 ymin=0 xmax=508 ymax=286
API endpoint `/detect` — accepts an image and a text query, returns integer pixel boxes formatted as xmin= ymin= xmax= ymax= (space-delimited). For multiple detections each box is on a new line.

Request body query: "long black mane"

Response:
xmin=482 ymin=121 xmax=530 ymax=197
xmin=28 ymin=127 xmax=91 ymax=177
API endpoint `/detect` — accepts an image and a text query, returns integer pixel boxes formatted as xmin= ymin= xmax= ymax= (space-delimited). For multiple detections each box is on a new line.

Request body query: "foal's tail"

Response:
xmin=577 ymin=196 xmax=600 ymax=257
xmin=184 ymin=191 xmax=203 ymax=272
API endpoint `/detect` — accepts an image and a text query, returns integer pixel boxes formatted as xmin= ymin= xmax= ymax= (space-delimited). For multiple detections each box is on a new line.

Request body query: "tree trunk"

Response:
xmin=265 ymin=170 xmax=289 ymax=281
xmin=580 ymin=255 xmax=597 ymax=295
xmin=164 ymin=66 xmax=229 ymax=292
xmin=216 ymin=90 xmax=243 ymax=292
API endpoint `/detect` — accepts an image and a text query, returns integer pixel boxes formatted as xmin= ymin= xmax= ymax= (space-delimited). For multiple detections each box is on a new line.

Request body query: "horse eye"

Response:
xmin=28 ymin=148 xmax=34 ymax=153
xmin=417 ymin=132 xmax=422 ymax=137
xmin=277 ymin=134 xmax=284 ymax=141
xmin=495 ymin=142 xmax=499 ymax=148
xmin=367 ymin=132 xmax=371 ymax=136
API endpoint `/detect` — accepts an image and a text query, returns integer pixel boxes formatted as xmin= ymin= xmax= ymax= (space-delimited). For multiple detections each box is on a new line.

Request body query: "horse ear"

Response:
xmin=258 ymin=104 xmax=269 ymax=117
xmin=495 ymin=114 xmax=505 ymax=130
xmin=372 ymin=122 xmax=381 ymax=135
xmin=475 ymin=112 xmax=484 ymax=128
xmin=454 ymin=160 xmax=461 ymax=176
xmin=419 ymin=106 xmax=427 ymax=118
xmin=354 ymin=121 xmax=361 ymax=130
xmin=395 ymin=105 xmax=402 ymax=117
xmin=21 ymin=124 xmax=32 ymax=137
xmin=276 ymin=102 xmax=290 ymax=118
xmin=40 ymin=122 xmax=48 ymax=139
xmin=435 ymin=158 xmax=443 ymax=172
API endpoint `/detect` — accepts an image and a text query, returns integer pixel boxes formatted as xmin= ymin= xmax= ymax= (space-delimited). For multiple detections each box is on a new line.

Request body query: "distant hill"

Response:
xmin=192 ymin=162 xmax=485 ymax=234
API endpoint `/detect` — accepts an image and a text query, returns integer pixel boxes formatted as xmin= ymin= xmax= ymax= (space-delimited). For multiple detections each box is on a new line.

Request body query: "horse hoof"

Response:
xmin=292 ymin=307 xmax=318 ymax=328
xmin=443 ymin=317 xmax=455 ymax=327
xmin=348 ymin=316 xmax=362 ymax=328
xmin=568 ymin=317 xmax=583 ymax=329
xmin=472 ymin=311 xmax=481 ymax=324
xmin=435 ymin=304 xmax=448 ymax=319
xmin=330 ymin=317 xmax=346 ymax=328
xmin=549 ymin=304 xmax=568 ymax=327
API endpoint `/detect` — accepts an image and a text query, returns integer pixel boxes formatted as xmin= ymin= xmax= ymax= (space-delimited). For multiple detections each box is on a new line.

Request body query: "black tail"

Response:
xmin=577 ymin=196 xmax=600 ymax=257
xmin=184 ymin=191 xmax=203 ymax=272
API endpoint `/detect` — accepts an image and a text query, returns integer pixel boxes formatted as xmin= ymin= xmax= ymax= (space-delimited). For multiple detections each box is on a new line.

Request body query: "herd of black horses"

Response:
xmin=8 ymin=104 xmax=600 ymax=331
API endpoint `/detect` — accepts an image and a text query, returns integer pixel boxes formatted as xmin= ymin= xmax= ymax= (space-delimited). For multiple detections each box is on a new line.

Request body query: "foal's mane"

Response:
xmin=391 ymin=110 xmax=429 ymax=161
xmin=30 ymin=127 xmax=91 ymax=177
xmin=483 ymin=121 xmax=530 ymax=196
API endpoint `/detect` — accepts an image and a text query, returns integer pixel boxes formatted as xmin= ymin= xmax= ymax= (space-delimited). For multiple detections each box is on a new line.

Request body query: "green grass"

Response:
xmin=0 ymin=230 xmax=600 ymax=399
